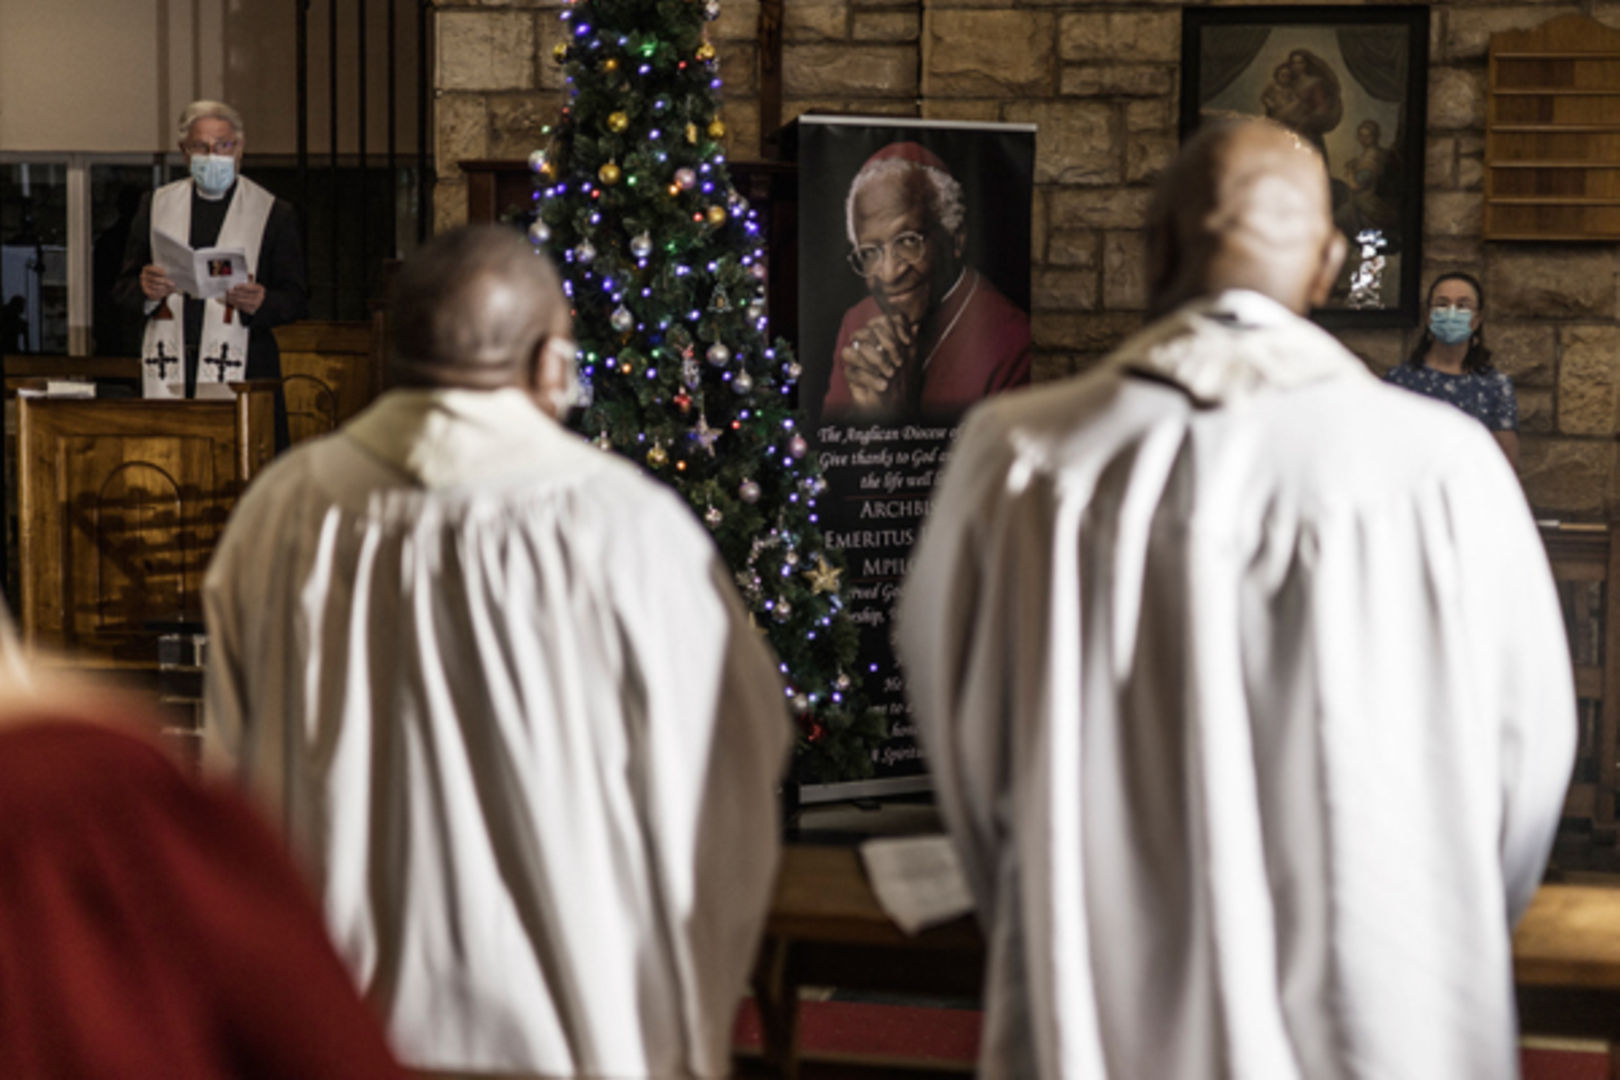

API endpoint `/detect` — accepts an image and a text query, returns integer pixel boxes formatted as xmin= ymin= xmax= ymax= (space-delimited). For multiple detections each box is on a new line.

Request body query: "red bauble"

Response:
xmin=807 ymin=720 xmax=826 ymax=743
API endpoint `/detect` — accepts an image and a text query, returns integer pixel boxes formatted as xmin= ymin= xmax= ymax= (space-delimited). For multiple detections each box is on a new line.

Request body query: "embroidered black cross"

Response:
xmin=204 ymin=343 xmax=243 ymax=383
xmin=144 ymin=342 xmax=177 ymax=382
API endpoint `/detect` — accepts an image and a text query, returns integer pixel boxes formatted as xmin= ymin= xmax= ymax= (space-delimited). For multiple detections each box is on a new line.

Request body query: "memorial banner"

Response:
xmin=796 ymin=116 xmax=1036 ymax=800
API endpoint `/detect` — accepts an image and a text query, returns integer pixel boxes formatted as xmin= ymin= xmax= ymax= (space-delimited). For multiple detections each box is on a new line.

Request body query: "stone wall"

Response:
xmin=432 ymin=0 xmax=1620 ymax=517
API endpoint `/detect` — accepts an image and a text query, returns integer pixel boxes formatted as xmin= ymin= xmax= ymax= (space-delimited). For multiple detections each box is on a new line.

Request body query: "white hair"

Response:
xmin=844 ymin=158 xmax=965 ymax=246
xmin=178 ymin=100 xmax=244 ymax=138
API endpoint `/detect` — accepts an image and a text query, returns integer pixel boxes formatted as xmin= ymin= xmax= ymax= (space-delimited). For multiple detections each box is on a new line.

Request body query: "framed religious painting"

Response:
xmin=1180 ymin=6 xmax=1430 ymax=329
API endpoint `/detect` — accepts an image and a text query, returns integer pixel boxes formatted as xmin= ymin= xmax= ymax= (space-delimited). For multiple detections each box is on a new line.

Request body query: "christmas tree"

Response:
xmin=530 ymin=0 xmax=885 ymax=782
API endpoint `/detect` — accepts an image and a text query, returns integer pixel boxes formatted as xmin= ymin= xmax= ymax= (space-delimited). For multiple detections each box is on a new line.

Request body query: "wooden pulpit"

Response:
xmin=273 ymin=318 xmax=383 ymax=445
xmin=16 ymin=383 xmax=277 ymax=660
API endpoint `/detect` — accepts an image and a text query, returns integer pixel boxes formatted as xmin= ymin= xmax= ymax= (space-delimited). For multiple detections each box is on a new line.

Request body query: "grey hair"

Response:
xmin=844 ymin=158 xmax=965 ymax=246
xmin=389 ymin=225 xmax=566 ymax=390
xmin=178 ymin=100 xmax=244 ymax=138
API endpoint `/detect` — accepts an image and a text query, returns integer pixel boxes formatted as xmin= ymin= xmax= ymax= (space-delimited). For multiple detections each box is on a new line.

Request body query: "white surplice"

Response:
xmin=203 ymin=388 xmax=790 ymax=1078
xmin=897 ymin=290 xmax=1576 ymax=1080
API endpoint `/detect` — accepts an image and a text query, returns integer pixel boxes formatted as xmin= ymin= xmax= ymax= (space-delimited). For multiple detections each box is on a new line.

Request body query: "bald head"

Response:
xmin=390 ymin=225 xmax=569 ymax=393
xmin=1146 ymin=119 xmax=1346 ymax=318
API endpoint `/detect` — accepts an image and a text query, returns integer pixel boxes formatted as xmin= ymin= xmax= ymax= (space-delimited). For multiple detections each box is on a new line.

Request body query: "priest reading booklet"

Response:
xmin=203 ymin=227 xmax=790 ymax=1077
xmin=899 ymin=120 xmax=1575 ymax=1080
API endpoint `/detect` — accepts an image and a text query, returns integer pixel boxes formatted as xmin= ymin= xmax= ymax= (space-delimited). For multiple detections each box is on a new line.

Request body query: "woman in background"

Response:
xmin=1385 ymin=271 xmax=1519 ymax=466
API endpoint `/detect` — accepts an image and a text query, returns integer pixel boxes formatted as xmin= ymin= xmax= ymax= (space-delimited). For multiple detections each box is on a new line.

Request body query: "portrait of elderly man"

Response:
xmin=821 ymin=142 xmax=1030 ymax=424
xmin=113 ymin=100 xmax=307 ymax=411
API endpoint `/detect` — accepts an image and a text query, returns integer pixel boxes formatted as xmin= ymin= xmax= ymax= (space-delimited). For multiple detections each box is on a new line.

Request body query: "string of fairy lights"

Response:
xmin=524 ymin=0 xmax=884 ymax=766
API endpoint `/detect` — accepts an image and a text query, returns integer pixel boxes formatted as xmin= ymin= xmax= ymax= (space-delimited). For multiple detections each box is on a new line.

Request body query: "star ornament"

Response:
xmin=693 ymin=413 xmax=720 ymax=456
xmin=802 ymin=554 xmax=842 ymax=594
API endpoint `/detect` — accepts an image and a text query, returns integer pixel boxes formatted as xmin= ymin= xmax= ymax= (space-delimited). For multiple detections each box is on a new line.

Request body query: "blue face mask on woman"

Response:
xmin=190 ymin=154 xmax=236 ymax=196
xmin=1428 ymin=306 xmax=1474 ymax=345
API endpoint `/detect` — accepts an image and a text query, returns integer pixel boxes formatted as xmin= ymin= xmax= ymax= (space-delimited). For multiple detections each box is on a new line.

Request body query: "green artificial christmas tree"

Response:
xmin=530 ymin=0 xmax=885 ymax=782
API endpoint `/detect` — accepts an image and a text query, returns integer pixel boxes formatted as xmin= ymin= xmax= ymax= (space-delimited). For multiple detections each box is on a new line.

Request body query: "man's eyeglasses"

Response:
xmin=847 ymin=231 xmax=929 ymax=276
xmin=181 ymin=139 xmax=239 ymax=156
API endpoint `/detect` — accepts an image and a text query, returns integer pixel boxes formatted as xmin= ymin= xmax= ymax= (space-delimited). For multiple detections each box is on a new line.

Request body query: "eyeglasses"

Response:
xmin=847 ymin=231 xmax=929 ymax=276
xmin=181 ymin=139 xmax=239 ymax=156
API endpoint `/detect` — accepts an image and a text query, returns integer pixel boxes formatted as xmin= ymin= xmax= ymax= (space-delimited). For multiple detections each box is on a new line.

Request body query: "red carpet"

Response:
xmin=734 ymin=1001 xmax=1607 ymax=1077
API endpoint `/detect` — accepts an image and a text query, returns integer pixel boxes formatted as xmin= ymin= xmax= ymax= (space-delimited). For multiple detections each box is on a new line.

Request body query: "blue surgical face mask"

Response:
xmin=190 ymin=154 xmax=236 ymax=196
xmin=1428 ymin=305 xmax=1475 ymax=345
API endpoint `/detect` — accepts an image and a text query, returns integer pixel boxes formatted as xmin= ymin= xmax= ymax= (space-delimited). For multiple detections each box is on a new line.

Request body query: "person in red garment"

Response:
xmin=0 ymin=674 xmax=402 ymax=1080
xmin=822 ymin=142 xmax=1030 ymax=424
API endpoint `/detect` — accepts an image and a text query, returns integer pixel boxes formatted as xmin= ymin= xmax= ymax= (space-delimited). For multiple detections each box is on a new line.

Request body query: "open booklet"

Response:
xmin=152 ymin=228 xmax=249 ymax=300
xmin=858 ymin=834 xmax=975 ymax=936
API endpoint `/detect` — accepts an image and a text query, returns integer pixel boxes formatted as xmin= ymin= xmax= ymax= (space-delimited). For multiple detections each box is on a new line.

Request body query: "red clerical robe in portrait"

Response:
xmin=823 ymin=267 xmax=1031 ymax=422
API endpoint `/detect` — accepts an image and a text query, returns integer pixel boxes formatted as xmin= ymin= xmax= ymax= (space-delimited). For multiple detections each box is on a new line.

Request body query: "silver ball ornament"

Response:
xmin=706 ymin=342 xmax=731 ymax=367
xmin=630 ymin=231 xmax=653 ymax=259
xmin=528 ymin=220 xmax=551 ymax=245
xmin=674 ymin=167 xmax=697 ymax=191
xmin=739 ymin=479 xmax=761 ymax=503
xmin=788 ymin=434 xmax=808 ymax=458
xmin=774 ymin=599 xmax=793 ymax=620
xmin=704 ymin=506 xmax=723 ymax=527
xmin=784 ymin=550 xmax=800 ymax=567
xmin=792 ymin=693 xmax=810 ymax=713
xmin=835 ymin=673 xmax=851 ymax=691
xmin=703 ymin=0 xmax=721 ymax=20
xmin=747 ymin=299 xmax=766 ymax=321
xmin=732 ymin=371 xmax=754 ymax=395
xmin=610 ymin=305 xmax=634 ymax=333
xmin=593 ymin=432 xmax=613 ymax=451
xmin=574 ymin=240 xmax=597 ymax=265
xmin=528 ymin=149 xmax=549 ymax=173
xmin=786 ymin=361 xmax=803 ymax=381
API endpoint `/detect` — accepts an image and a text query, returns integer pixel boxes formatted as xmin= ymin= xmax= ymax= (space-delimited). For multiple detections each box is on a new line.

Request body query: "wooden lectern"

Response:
xmin=16 ymin=383 xmax=277 ymax=660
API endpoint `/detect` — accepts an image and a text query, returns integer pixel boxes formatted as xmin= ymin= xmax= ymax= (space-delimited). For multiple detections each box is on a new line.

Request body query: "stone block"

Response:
xmin=1002 ymin=101 xmax=1118 ymax=185
xmin=784 ymin=2 xmax=847 ymax=42
xmin=1519 ymin=388 xmax=1554 ymax=434
xmin=1334 ymin=328 xmax=1406 ymax=374
xmin=1428 ymin=65 xmax=1485 ymax=131
xmin=1557 ymin=326 xmax=1620 ymax=435
xmin=1489 ymin=248 xmax=1618 ymax=319
xmin=719 ymin=42 xmax=759 ymax=94
xmin=1033 ymin=268 xmax=1098 ymax=311
xmin=1047 ymin=228 xmax=1099 ymax=270
xmin=1423 ymin=237 xmax=1484 ymax=266
xmin=920 ymin=100 xmax=1002 ymax=123
xmin=1124 ymin=98 xmax=1172 ymax=134
xmin=783 ymin=98 xmax=918 ymax=124
xmin=1049 ymin=187 xmax=1154 ymax=231
xmin=1424 ymin=191 xmax=1482 ymax=238
xmin=722 ymin=101 xmax=762 ymax=159
xmin=1126 ymin=131 xmax=1175 ymax=185
xmin=438 ymin=11 xmax=536 ymax=91
xmin=1059 ymin=12 xmax=1178 ymax=63
xmin=434 ymin=178 xmax=469 ymax=235
xmin=1490 ymin=323 xmax=1556 ymax=387
xmin=1031 ymin=350 xmax=1076 ymax=384
xmin=1102 ymin=231 xmax=1146 ymax=311
xmin=1061 ymin=64 xmax=1174 ymax=99
xmin=1444 ymin=5 xmax=1582 ymax=62
xmin=853 ymin=11 xmax=919 ymax=42
xmin=925 ymin=10 xmax=1055 ymax=96
xmin=1455 ymin=132 xmax=1486 ymax=190
xmin=784 ymin=45 xmax=915 ymax=96
xmin=436 ymin=94 xmax=489 ymax=180
xmin=537 ymin=14 xmax=570 ymax=91
xmin=1519 ymin=437 xmax=1613 ymax=516
xmin=1426 ymin=136 xmax=1456 ymax=189
xmin=714 ymin=0 xmax=759 ymax=42
xmin=487 ymin=93 xmax=556 ymax=160
xmin=1033 ymin=311 xmax=1143 ymax=353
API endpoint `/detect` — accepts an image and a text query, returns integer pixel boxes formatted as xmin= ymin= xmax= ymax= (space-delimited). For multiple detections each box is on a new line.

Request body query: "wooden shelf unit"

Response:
xmin=1486 ymin=15 xmax=1620 ymax=241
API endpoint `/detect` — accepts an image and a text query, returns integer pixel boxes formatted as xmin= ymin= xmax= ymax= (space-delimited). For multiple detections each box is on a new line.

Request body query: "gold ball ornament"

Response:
xmin=696 ymin=41 xmax=717 ymax=62
xmin=707 ymin=117 xmax=726 ymax=139
xmin=607 ymin=111 xmax=630 ymax=134
xmin=539 ymin=159 xmax=557 ymax=179
xmin=646 ymin=445 xmax=669 ymax=468
xmin=706 ymin=204 xmax=728 ymax=226
xmin=603 ymin=57 xmax=620 ymax=73
xmin=598 ymin=161 xmax=622 ymax=185
xmin=553 ymin=43 xmax=569 ymax=64
xmin=685 ymin=123 xmax=699 ymax=144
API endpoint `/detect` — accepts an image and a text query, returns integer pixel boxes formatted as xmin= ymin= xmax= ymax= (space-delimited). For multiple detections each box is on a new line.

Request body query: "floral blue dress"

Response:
xmin=1382 ymin=364 xmax=1518 ymax=431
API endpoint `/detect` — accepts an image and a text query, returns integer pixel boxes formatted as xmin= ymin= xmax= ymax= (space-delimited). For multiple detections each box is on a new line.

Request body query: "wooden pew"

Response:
xmin=15 ymin=383 xmax=276 ymax=661
xmin=752 ymin=846 xmax=1620 ymax=1078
